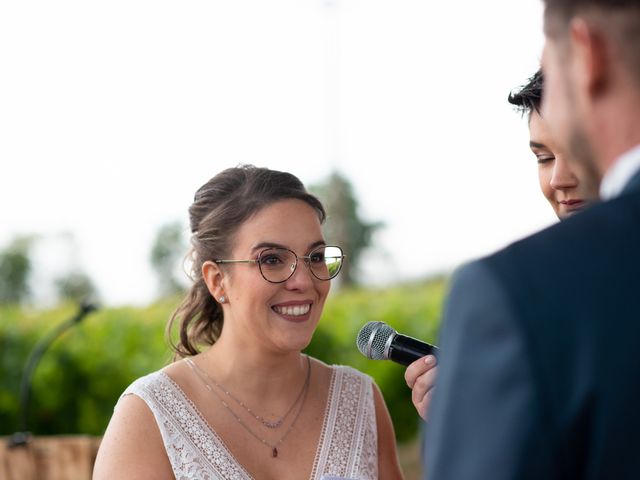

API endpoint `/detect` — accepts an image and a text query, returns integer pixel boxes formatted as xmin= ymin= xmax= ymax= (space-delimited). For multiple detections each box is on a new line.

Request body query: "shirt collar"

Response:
xmin=600 ymin=144 xmax=640 ymax=200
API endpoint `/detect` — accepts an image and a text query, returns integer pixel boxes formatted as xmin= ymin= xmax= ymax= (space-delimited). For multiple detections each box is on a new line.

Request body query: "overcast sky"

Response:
xmin=0 ymin=0 xmax=551 ymax=306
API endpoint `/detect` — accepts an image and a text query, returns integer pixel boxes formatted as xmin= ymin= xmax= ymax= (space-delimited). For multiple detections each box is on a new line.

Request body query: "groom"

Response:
xmin=423 ymin=0 xmax=640 ymax=478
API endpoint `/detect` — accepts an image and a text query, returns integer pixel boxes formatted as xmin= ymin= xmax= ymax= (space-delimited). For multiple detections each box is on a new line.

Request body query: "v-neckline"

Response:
xmin=159 ymin=365 xmax=338 ymax=480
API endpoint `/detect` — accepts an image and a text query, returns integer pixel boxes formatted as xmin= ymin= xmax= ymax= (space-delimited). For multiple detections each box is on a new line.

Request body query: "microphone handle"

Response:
xmin=388 ymin=333 xmax=438 ymax=366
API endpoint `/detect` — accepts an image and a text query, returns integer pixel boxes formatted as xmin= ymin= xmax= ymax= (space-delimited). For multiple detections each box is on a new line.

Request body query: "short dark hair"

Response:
xmin=544 ymin=0 xmax=640 ymax=81
xmin=508 ymin=69 xmax=544 ymax=119
xmin=544 ymin=0 xmax=639 ymax=19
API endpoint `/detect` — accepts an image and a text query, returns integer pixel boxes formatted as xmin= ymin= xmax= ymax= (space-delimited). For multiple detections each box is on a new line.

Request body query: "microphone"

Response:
xmin=356 ymin=321 xmax=438 ymax=367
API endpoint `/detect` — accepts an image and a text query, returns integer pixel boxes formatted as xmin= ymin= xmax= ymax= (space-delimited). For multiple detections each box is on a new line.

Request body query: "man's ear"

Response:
xmin=202 ymin=261 xmax=226 ymax=300
xmin=569 ymin=17 xmax=609 ymax=100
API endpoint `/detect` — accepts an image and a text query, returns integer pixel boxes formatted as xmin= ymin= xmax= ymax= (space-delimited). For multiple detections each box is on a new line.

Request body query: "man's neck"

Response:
xmin=600 ymin=144 xmax=640 ymax=199
xmin=591 ymin=93 xmax=640 ymax=179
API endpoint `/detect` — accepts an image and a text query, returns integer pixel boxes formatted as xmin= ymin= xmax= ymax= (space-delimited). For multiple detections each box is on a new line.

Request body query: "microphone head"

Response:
xmin=356 ymin=321 xmax=396 ymax=360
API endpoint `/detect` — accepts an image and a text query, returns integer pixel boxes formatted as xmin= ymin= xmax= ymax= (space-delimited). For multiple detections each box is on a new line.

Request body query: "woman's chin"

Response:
xmin=274 ymin=333 xmax=314 ymax=353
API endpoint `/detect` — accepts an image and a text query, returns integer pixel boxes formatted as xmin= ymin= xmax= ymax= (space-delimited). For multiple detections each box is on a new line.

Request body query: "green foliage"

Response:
xmin=0 ymin=236 xmax=34 ymax=304
xmin=0 ymin=300 xmax=177 ymax=435
xmin=0 ymin=280 xmax=445 ymax=442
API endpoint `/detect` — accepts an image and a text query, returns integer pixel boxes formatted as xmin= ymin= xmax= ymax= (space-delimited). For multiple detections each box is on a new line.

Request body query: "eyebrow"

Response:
xmin=529 ymin=141 xmax=548 ymax=149
xmin=251 ymin=240 xmax=326 ymax=253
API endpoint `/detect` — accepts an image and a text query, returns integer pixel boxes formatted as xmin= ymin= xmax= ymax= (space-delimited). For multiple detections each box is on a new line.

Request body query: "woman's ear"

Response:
xmin=202 ymin=261 xmax=226 ymax=301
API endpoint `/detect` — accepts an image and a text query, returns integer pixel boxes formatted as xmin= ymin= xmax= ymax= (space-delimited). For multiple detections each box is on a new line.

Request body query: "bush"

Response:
xmin=0 ymin=301 xmax=174 ymax=436
xmin=0 ymin=278 xmax=445 ymax=442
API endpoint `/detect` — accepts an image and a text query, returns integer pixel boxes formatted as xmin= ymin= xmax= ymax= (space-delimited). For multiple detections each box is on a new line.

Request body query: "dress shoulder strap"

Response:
xmin=311 ymin=365 xmax=378 ymax=480
xmin=117 ymin=371 xmax=253 ymax=480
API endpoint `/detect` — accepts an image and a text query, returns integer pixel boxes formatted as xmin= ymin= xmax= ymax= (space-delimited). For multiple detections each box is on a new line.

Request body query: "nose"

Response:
xmin=549 ymin=155 xmax=579 ymax=191
xmin=284 ymin=258 xmax=315 ymax=290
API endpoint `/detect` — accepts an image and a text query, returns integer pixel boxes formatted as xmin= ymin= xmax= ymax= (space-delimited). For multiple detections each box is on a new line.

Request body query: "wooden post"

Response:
xmin=0 ymin=436 xmax=101 ymax=480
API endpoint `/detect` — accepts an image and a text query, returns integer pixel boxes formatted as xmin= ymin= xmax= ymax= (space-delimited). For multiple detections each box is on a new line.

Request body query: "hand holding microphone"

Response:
xmin=356 ymin=321 xmax=438 ymax=420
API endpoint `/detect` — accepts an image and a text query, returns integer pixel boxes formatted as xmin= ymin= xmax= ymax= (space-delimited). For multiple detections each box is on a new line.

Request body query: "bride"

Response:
xmin=93 ymin=165 xmax=404 ymax=480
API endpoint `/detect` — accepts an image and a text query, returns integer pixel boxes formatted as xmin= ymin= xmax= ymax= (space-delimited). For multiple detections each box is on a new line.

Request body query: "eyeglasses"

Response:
xmin=214 ymin=245 xmax=345 ymax=284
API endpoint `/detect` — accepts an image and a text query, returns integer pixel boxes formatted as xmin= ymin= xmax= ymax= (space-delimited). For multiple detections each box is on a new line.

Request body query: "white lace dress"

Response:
xmin=117 ymin=365 xmax=378 ymax=480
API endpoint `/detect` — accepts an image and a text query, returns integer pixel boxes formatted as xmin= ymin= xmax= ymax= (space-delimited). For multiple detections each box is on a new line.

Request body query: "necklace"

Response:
xmin=185 ymin=355 xmax=311 ymax=458
xmin=185 ymin=355 xmax=310 ymax=429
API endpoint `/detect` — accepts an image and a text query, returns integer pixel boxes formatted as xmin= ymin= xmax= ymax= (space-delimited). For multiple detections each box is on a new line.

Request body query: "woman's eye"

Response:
xmin=537 ymin=156 xmax=555 ymax=165
xmin=260 ymin=255 xmax=283 ymax=265
xmin=309 ymin=253 xmax=325 ymax=263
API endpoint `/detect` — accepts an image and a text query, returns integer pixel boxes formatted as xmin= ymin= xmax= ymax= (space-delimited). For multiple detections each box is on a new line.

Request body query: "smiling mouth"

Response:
xmin=272 ymin=304 xmax=312 ymax=317
xmin=560 ymin=199 xmax=585 ymax=211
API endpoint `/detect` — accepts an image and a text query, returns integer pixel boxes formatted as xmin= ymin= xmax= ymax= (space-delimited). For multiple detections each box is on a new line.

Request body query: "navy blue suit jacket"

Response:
xmin=424 ymin=172 xmax=640 ymax=479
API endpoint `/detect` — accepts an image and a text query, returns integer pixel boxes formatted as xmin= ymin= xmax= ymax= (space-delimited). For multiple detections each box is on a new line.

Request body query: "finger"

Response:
xmin=414 ymin=387 xmax=435 ymax=421
xmin=404 ymin=359 xmax=424 ymax=388
xmin=411 ymin=366 xmax=438 ymax=408
xmin=405 ymin=355 xmax=437 ymax=388
xmin=420 ymin=388 xmax=435 ymax=421
xmin=414 ymin=365 xmax=438 ymax=394
xmin=412 ymin=380 xmax=428 ymax=407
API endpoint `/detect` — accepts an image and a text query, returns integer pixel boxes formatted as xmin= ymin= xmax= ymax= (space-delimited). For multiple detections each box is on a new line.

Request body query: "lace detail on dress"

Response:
xmin=119 ymin=372 xmax=253 ymax=480
xmin=311 ymin=366 xmax=378 ymax=480
xmin=117 ymin=365 xmax=377 ymax=480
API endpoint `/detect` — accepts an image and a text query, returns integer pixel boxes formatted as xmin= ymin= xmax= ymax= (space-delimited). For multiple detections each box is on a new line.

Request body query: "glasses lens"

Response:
xmin=258 ymin=248 xmax=296 ymax=283
xmin=309 ymin=246 xmax=343 ymax=280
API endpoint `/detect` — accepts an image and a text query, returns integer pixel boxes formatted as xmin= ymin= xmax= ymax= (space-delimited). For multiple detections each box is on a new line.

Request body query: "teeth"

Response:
xmin=274 ymin=304 xmax=311 ymax=316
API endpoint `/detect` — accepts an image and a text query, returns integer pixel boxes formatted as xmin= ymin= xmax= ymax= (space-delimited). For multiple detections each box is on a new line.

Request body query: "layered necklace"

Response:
xmin=185 ymin=355 xmax=311 ymax=458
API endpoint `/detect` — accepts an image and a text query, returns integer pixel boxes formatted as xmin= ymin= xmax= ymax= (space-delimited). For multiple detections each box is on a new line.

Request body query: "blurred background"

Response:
xmin=1 ymin=1 xmax=549 ymax=478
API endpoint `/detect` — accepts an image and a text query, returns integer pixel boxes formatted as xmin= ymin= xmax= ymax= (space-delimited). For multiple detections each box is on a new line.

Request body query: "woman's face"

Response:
xmin=529 ymin=110 xmax=598 ymax=219
xmin=217 ymin=199 xmax=331 ymax=354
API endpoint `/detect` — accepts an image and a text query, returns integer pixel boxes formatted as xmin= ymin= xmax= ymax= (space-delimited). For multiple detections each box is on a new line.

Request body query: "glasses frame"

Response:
xmin=214 ymin=245 xmax=345 ymax=284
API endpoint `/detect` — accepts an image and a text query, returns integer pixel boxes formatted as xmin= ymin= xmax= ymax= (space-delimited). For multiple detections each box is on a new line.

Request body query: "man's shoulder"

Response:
xmin=489 ymin=195 xmax=638 ymax=268
xmin=452 ymin=194 xmax=640 ymax=299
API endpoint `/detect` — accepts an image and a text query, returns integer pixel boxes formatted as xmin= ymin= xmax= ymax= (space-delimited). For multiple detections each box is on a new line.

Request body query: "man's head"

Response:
xmin=541 ymin=0 xmax=640 ymax=192
xmin=509 ymin=69 xmax=599 ymax=218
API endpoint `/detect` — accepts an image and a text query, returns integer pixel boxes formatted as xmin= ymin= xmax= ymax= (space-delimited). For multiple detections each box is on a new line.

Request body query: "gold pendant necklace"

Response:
xmin=185 ymin=355 xmax=311 ymax=458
